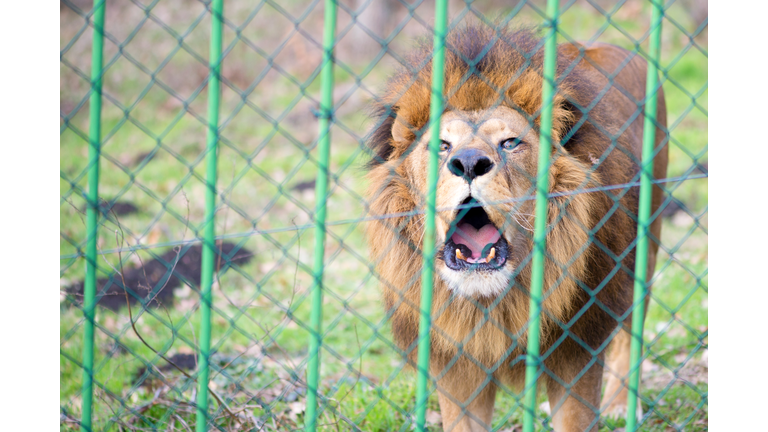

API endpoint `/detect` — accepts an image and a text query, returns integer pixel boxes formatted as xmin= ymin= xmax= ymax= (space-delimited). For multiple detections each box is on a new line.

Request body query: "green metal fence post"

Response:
xmin=522 ymin=1 xmax=559 ymax=431
xmin=626 ymin=0 xmax=664 ymax=429
xmin=414 ymin=1 xmax=448 ymax=430
xmin=195 ymin=0 xmax=223 ymax=430
xmin=80 ymin=1 xmax=106 ymax=430
xmin=304 ymin=1 xmax=337 ymax=431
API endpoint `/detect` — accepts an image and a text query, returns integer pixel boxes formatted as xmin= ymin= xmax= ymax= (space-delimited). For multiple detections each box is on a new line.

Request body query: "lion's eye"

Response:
xmin=500 ymin=137 xmax=521 ymax=150
xmin=439 ymin=140 xmax=451 ymax=152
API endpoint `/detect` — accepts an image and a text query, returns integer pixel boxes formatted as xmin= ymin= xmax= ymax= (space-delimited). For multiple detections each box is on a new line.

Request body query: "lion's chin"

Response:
xmin=437 ymin=265 xmax=513 ymax=298
xmin=436 ymin=196 xmax=514 ymax=297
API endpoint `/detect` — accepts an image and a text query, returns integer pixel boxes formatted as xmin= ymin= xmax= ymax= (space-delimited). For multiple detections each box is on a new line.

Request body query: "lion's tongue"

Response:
xmin=451 ymin=223 xmax=501 ymax=259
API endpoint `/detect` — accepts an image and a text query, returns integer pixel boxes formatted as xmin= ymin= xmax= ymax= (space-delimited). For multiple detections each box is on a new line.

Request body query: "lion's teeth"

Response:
xmin=456 ymin=248 xmax=468 ymax=261
xmin=486 ymin=247 xmax=496 ymax=263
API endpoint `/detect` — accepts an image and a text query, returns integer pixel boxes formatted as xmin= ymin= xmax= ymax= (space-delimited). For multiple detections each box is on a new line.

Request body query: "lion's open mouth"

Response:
xmin=442 ymin=197 xmax=508 ymax=271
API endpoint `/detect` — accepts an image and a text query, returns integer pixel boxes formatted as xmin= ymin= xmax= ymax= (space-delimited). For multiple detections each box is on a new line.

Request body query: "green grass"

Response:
xmin=60 ymin=1 xmax=706 ymax=430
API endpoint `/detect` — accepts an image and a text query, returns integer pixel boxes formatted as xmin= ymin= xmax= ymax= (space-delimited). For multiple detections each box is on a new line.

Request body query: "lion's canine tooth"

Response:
xmin=486 ymin=247 xmax=496 ymax=263
xmin=456 ymin=248 xmax=468 ymax=261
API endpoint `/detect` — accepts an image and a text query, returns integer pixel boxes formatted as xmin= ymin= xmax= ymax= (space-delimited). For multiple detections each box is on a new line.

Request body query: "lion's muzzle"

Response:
xmin=447 ymin=148 xmax=495 ymax=183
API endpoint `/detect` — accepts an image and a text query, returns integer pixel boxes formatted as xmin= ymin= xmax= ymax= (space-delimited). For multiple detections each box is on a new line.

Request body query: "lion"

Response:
xmin=364 ymin=25 xmax=667 ymax=432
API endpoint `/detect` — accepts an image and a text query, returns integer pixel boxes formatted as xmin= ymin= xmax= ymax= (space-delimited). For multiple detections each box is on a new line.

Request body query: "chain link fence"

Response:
xmin=60 ymin=0 xmax=707 ymax=430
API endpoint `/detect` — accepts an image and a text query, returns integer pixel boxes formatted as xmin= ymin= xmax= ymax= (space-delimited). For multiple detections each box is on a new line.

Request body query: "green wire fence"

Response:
xmin=61 ymin=0 xmax=707 ymax=431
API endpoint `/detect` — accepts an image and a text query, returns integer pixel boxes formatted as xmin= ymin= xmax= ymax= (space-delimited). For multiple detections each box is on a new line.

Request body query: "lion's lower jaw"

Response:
xmin=438 ymin=265 xmax=513 ymax=298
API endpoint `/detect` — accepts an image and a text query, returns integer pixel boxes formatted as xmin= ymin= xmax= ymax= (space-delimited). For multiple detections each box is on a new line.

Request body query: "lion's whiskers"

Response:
xmin=405 ymin=214 xmax=427 ymax=264
xmin=513 ymin=212 xmax=534 ymax=232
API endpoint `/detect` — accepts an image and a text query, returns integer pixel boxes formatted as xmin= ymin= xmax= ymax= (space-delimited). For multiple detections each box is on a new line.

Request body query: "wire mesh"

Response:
xmin=60 ymin=0 xmax=708 ymax=431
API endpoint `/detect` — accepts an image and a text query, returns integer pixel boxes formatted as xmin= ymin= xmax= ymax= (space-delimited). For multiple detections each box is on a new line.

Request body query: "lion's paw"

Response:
xmin=601 ymin=399 xmax=642 ymax=421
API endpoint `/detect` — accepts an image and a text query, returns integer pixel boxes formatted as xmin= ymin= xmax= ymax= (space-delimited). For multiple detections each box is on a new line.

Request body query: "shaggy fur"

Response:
xmin=365 ymin=25 xmax=667 ymax=432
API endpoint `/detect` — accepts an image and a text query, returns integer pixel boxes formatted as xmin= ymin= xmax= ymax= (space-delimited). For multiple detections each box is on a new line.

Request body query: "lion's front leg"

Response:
xmin=601 ymin=327 xmax=643 ymax=419
xmin=433 ymin=354 xmax=496 ymax=432
xmin=545 ymin=352 xmax=604 ymax=432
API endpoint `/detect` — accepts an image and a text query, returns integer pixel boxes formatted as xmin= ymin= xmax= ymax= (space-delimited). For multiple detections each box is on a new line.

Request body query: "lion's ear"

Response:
xmin=366 ymin=107 xmax=397 ymax=169
xmin=391 ymin=114 xmax=414 ymax=145
xmin=366 ymin=108 xmax=420 ymax=169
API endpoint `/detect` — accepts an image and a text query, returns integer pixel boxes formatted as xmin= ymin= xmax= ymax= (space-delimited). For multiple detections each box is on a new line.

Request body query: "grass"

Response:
xmin=60 ymin=0 xmax=706 ymax=430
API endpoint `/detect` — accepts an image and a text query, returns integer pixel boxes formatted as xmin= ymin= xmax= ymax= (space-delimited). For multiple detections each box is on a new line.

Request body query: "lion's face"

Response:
xmin=396 ymin=106 xmax=541 ymax=297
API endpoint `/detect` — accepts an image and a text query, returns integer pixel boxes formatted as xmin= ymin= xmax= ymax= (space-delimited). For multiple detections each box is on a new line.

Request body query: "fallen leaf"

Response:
xmin=539 ymin=401 xmax=551 ymax=415
xmin=287 ymin=401 xmax=305 ymax=421
xmin=425 ymin=409 xmax=442 ymax=425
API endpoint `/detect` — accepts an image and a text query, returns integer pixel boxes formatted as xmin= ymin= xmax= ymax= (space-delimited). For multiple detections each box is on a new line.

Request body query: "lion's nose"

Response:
xmin=448 ymin=149 xmax=494 ymax=182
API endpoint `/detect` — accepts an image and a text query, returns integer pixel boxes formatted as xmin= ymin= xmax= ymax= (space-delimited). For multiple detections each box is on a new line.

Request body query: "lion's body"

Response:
xmin=365 ymin=26 xmax=667 ymax=432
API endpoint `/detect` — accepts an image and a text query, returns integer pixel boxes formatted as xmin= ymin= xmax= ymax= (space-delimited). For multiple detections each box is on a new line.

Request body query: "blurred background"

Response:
xmin=60 ymin=1 xmax=707 ymax=430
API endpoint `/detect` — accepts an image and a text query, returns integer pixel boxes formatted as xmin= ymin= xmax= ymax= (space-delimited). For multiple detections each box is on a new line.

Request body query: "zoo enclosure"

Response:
xmin=60 ymin=0 xmax=708 ymax=431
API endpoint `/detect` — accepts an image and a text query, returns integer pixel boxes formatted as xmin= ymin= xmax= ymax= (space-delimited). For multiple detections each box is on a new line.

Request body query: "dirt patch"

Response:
xmin=158 ymin=353 xmax=198 ymax=372
xmin=291 ymin=180 xmax=315 ymax=192
xmin=101 ymin=201 xmax=139 ymax=216
xmin=80 ymin=200 xmax=139 ymax=217
xmin=127 ymin=151 xmax=154 ymax=168
xmin=134 ymin=353 xmax=198 ymax=385
xmin=66 ymin=241 xmax=253 ymax=310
